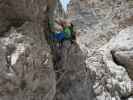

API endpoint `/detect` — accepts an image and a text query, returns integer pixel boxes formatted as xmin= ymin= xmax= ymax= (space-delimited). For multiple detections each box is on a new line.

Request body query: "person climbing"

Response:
xmin=49 ymin=22 xmax=65 ymax=42
xmin=61 ymin=19 xmax=78 ymax=43
xmin=48 ymin=18 xmax=66 ymax=48
xmin=47 ymin=0 xmax=78 ymax=45
xmin=48 ymin=18 xmax=78 ymax=46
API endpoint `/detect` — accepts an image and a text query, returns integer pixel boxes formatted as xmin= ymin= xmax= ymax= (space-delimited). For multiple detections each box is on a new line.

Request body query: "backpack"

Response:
xmin=63 ymin=27 xmax=72 ymax=39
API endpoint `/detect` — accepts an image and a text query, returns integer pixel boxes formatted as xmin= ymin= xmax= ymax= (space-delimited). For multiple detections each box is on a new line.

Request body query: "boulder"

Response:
xmin=113 ymin=51 xmax=133 ymax=80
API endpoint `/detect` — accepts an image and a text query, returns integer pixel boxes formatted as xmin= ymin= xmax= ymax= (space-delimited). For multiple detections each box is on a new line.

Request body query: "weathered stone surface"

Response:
xmin=0 ymin=0 xmax=48 ymax=22
xmin=68 ymin=0 xmax=133 ymax=100
xmin=0 ymin=19 xmax=10 ymax=34
xmin=68 ymin=0 xmax=133 ymax=51
xmin=111 ymin=26 xmax=133 ymax=80
xmin=0 ymin=22 xmax=56 ymax=100
xmin=1 ymin=0 xmax=133 ymax=100
xmin=54 ymin=41 xmax=96 ymax=100
xmin=0 ymin=0 xmax=48 ymax=36
xmin=113 ymin=51 xmax=133 ymax=80
xmin=85 ymin=27 xmax=133 ymax=100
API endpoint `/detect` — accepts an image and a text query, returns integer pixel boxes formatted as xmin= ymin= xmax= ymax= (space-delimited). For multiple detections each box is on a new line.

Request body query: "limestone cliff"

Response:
xmin=0 ymin=0 xmax=133 ymax=100
xmin=0 ymin=0 xmax=87 ymax=100
xmin=0 ymin=0 xmax=57 ymax=99
xmin=68 ymin=0 xmax=133 ymax=100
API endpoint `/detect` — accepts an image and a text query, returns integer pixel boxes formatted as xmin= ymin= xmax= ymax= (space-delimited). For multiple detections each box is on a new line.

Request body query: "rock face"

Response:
xmin=86 ymin=26 xmax=133 ymax=100
xmin=111 ymin=27 xmax=133 ymax=80
xmin=1 ymin=0 xmax=133 ymax=100
xmin=113 ymin=51 xmax=133 ymax=80
xmin=68 ymin=0 xmax=133 ymax=100
xmin=0 ymin=22 xmax=56 ymax=100
xmin=68 ymin=0 xmax=133 ymax=48
xmin=0 ymin=0 xmax=48 ymax=21
xmin=54 ymin=42 xmax=95 ymax=100
xmin=0 ymin=0 xmax=57 ymax=99
xmin=0 ymin=0 xmax=89 ymax=100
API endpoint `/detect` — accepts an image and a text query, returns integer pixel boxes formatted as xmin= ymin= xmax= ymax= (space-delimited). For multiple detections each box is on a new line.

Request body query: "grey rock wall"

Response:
xmin=54 ymin=42 xmax=95 ymax=100
xmin=86 ymin=27 xmax=133 ymax=100
xmin=68 ymin=0 xmax=133 ymax=100
xmin=0 ymin=22 xmax=56 ymax=100
xmin=0 ymin=0 xmax=57 ymax=99
xmin=0 ymin=0 xmax=48 ymax=21
xmin=0 ymin=0 xmax=89 ymax=100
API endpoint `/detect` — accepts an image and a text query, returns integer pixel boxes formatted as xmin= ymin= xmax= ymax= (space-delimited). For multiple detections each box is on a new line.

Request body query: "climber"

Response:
xmin=48 ymin=18 xmax=78 ymax=45
xmin=50 ymin=24 xmax=65 ymax=42
xmin=56 ymin=18 xmax=78 ymax=43
xmin=48 ymin=19 xmax=65 ymax=43
xmin=47 ymin=0 xmax=78 ymax=44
